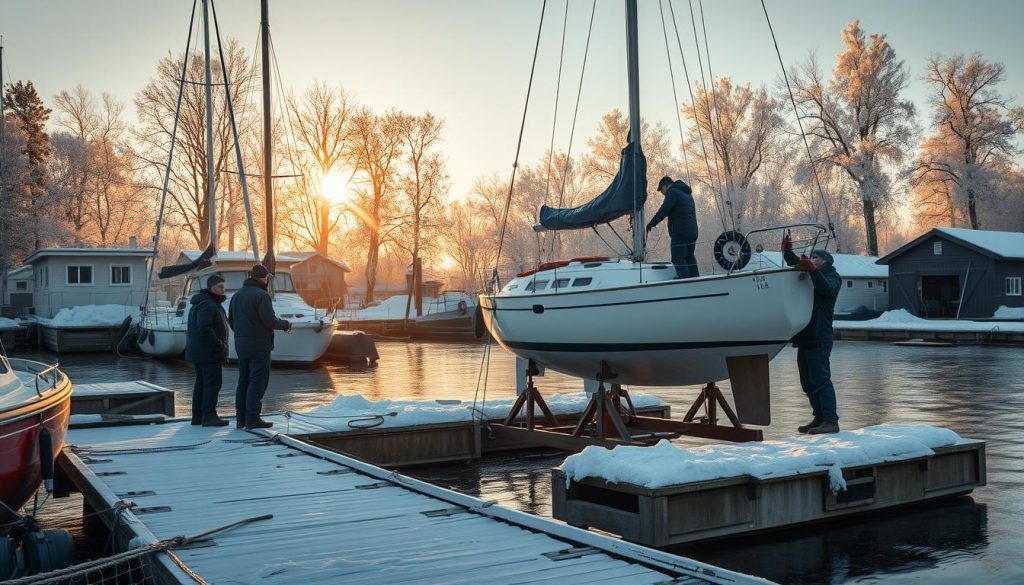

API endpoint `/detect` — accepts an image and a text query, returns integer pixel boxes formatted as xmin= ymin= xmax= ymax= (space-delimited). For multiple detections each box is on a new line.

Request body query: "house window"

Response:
xmin=868 ymin=281 xmax=873 ymax=288
xmin=110 ymin=265 xmax=132 ymax=285
xmin=846 ymin=280 xmax=853 ymax=288
xmin=882 ymin=281 xmax=887 ymax=292
xmin=933 ymin=241 xmax=943 ymax=255
xmin=1007 ymin=277 xmax=1022 ymax=297
xmin=15 ymin=281 xmax=27 ymax=291
xmin=67 ymin=265 xmax=93 ymax=285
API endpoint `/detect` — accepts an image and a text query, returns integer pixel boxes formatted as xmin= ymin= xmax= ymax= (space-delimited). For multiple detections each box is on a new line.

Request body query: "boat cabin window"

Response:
xmin=553 ymin=278 xmax=570 ymax=290
xmin=571 ymin=277 xmax=593 ymax=287
xmin=525 ymin=280 xmax=549 ymax=292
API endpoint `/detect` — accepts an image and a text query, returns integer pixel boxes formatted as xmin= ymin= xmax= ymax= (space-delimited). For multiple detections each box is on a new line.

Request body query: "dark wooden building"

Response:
xmin=282 ymin=251 xmax=352 ymax=309
xmin=877 ymin=227 xmax=1024 ymax=318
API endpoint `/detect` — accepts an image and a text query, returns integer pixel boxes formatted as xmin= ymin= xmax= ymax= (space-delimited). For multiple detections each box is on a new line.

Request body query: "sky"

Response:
xmin=3 ymin=0 xmax=1023 ymax=201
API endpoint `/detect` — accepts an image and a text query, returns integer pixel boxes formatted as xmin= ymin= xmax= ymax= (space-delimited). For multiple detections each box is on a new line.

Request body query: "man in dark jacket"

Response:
xmin=646 ymin=176 xmax=700 ymax=278
xmin=783 ymin=234 xmax=842 ymax=434
xmin=228 ymin=264 xmax=291 ymax=429
xmin=186 ymin=274 xmax=230 ymax=427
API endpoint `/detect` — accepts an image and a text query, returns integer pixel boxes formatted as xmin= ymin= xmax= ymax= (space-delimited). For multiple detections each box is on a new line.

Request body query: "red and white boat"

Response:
xmin=0 ymin=356 xmax=72 ymax=524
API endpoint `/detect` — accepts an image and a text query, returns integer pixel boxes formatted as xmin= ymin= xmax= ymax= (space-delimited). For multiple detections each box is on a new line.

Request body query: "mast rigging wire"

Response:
xmin=759 ymin=0 xmax=838 ymax=245
xmin=657 ymin=0 xmax=692 ymax=185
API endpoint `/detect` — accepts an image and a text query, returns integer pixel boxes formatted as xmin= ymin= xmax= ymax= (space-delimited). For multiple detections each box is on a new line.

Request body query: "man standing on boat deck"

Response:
xmin=646 ymin=176 xmax=700 ymax=278
xmin=185 ymin=274 xmax=230 ymax=427
xmin=228 ymin=264 xmax=292 ymax=429
xmin=782 ymin=235 xmax=842 ymax=434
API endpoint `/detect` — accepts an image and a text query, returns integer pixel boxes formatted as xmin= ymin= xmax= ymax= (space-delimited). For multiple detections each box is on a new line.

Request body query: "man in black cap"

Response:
xmin=782 ymin=235 xmax=842 ymax=434
xmin=185 ymin=274 xmax=230 ymax=426
xmin=646 ymin=176 xmax=700 ymax=278
xmin=228 ymin=264 xmax=291 ymax=429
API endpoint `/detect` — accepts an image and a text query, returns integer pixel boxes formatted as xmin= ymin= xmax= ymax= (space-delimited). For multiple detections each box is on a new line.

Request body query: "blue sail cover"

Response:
xmin=538 ymin=142 xmax=647 ymax=231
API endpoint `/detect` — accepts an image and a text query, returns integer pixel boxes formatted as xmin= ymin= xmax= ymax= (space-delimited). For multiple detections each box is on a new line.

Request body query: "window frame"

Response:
xmin=110 ymin=264 xmax=133 ymax=286
xmin=1007 ymin=276 xmax=1022 ymax=297
xmin=66 ymin=264 xmax=95 ymax=286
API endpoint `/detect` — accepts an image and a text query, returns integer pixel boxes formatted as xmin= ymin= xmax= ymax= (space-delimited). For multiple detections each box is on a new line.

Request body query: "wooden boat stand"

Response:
xmin=491 ymin=362 xmax=762 ymax=452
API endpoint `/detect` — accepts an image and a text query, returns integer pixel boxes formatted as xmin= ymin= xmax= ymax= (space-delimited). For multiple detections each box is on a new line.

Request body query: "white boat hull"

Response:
xmin=227 ymin=319 xmax=337 ymax=364
xmin=139 ymin=325 xmax=188 ymax=357
xmin=481 ymin=265 xmax=813 ymax=386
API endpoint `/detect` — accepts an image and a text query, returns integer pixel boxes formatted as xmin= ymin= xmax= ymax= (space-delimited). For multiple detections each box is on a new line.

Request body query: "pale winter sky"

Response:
xmin=3 ymin=0 xmax=1023 ymax=201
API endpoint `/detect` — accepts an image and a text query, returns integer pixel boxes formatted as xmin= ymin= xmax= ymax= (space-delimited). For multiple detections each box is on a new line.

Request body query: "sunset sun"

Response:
xmin=321 ymin=169 xmax=350 ymax=204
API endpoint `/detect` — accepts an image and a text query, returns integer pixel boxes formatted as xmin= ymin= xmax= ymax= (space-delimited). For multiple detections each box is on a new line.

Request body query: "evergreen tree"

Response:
xmin=4 ymin=80 xmax=52 ymax=250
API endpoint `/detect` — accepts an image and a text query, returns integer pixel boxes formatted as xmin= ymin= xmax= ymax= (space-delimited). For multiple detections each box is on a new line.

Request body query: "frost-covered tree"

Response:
xmin=789 ymin=21 xmax=917 ymax=256
xmin=912 ymin=53 xmax=1024 ymax=230
xmin=4 ymin=80 xmax=52 ymax=250
xmin=682 ymin=78 xmax=786 ymax=232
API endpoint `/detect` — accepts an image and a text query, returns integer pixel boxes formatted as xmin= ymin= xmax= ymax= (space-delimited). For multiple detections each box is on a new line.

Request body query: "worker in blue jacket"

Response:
xmin=783 ymin=234 xmax=842 ymax=434
xmin=185 ymin=274 xmax=230 ymax=427
xmin=646 ymin=176 xmax=700 ymax=278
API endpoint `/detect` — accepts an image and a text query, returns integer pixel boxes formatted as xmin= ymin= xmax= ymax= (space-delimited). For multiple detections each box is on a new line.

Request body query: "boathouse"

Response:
xmin=2 ymin=265 xmax=33 ymax=317
xmin=25 ymin=246 xmax=154 ymax=318
xmin=281 ymin=250 xmax=351 ymax=307
xmin=877 ymin=227 xmax=1024 ymax=318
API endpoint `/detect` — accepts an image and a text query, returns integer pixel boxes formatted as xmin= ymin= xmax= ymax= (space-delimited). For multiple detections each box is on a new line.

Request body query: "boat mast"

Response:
xmin=625 ymin=0 xmax=645 ymax=261
xmin=202 ymin=0 xmax=216 ymax=250
xmin=261 ymin=0 xmax=275 ymax=275
xmin=0 ymin=37 xmax=9 ymax=309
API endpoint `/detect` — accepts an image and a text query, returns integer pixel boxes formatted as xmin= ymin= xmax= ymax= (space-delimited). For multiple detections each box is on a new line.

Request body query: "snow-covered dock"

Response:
xmin=834 ymin=309 xmax=1024 ymax=344
xmin=552 ymin=425 xmax=985 ymax=547
xmin=70 ymin=381 xmax=175 ymax=427
xmin=56 ymin=421 xmax=767 ymax=584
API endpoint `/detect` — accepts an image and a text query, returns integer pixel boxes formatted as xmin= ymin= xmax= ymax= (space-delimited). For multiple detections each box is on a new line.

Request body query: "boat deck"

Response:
xmin=58 ymin=421 xmax=767 ymax=584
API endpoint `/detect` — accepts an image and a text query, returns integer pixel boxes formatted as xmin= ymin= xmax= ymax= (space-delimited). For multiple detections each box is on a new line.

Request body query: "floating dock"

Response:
xmin=551 ymin=437 xmax=986 ymax=547
xmin=38 ymin=323 xmax=126 ymax=353
xmin=834 ymin=326 xmax=1024 ymax=345
xmin=70 ymin=381 xmax=176 ymax=428
xmin=55 ymin=421 xmax=767 ymax=584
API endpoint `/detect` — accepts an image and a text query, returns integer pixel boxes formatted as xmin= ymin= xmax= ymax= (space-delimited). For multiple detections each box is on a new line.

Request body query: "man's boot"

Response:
xmin=808 ymin=422 xmax=840 ymax=435
xmin=798 ymin=417 xmax=822 ymax=434
xmin=245 ymin=418 xmax=274 ymax=430
xmin=201 ymin=413 xmax=230 ymax=427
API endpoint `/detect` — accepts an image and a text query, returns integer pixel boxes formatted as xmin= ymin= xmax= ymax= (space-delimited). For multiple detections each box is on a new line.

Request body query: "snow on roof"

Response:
xmin=752 ymin=251 xmax=887 ymax=278
xmin=833 ymin=309 xmax=1024 ymax=332
xmin=281 ymin=251 xmax=352 ymax=273
xmin=180 ymin=250 xmax=304 ymax=264
xmin=935 ymin=227 xmax=1024 ymax=260
xmin=5 ymin=265 xmax=31 ymax=277
xmin=26 ymin=247 xmax=153 ymax=264
xmin=561 ymin=424 xmax=966 ymax=494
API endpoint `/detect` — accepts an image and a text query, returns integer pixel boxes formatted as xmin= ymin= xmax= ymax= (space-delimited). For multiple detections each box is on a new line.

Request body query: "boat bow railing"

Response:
xmin=7 ymin=357 xmax=64 ymax=397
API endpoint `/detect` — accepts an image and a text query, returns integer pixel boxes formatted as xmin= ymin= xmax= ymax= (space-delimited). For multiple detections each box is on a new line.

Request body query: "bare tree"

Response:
xmin=912 ymin=53 xmax=1024 ymax=229
xmin=346 ymin=107 xmax=406 ymax=304
xmin=682 ymin=78 xmax=786 ymax=231
xmin=53 ymin=85 xmax=99 ymax=242
xmin=789 ymin=21 xmax=917 ymax=255
xmin=396 ymin=113 xmax=448 ymax=267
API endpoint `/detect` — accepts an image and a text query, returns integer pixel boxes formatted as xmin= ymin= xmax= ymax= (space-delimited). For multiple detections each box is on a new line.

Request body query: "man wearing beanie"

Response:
xmin=646 ymin=175 xmax=700 ymax=278
xmin=185 ymin=273 xmax=230 ymax=426
xmin=782 ymin=234 xmax=842 ymax=434
xmin=228 ymin=264 xmax=291 ymax=429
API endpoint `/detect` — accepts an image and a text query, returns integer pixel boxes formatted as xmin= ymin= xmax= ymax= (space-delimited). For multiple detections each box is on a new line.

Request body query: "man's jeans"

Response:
xmin=796 ymin=343 xmax=838 ymax=424
xmin=670 ymin=241 xmax=699 ymax=279
xmin=236 ymin=350 xmax=272 ymax=423
xmin=192 ymin=362 xmax=223 ymax=420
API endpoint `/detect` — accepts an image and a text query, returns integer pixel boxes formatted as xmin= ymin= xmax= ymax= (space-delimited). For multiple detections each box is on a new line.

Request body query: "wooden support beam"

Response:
xmin=489 ymin=424 xmax=622 ymax=451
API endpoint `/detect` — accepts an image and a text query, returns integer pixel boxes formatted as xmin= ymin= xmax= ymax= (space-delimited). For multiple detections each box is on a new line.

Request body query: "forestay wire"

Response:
xmin=760 ymin=0 xmax=838 ymax=245
xmin=492 ymin=0 xmax=548 ymax=287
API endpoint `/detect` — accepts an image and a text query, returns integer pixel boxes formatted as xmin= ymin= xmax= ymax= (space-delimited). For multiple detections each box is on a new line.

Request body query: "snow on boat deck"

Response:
xmin=73 ymin=381 xmax=170 ymax=396
xmin=63 ymin=421 xmax=766 ymax=584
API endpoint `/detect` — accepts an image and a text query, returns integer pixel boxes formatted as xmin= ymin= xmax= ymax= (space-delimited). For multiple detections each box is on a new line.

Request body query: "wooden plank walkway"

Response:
xmin=59 ymin=421 xmax=770 ymax=584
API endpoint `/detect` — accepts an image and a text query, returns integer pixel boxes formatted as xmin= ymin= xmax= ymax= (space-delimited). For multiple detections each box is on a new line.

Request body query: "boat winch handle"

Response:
xmin=713 ymin=230 xmax=752 ymax=271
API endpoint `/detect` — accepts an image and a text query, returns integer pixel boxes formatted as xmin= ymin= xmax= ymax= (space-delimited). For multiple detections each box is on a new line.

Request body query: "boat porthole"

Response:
xmin=532 ymin=305 xmax=545 ymax=314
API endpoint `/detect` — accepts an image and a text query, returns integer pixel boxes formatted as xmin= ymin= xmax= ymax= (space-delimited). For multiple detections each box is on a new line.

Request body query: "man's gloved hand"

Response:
xmin=795 ymin=256 xmax=816 ymax=273
xmin=283 ymin=320 xmax=293 ymax=332
xmin=781 ymin=233 xmax=792 ymax=253
xmin=645 ymin=222 xmax=654 ymax=234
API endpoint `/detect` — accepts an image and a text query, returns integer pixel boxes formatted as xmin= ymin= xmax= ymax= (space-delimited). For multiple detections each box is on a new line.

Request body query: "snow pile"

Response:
xmin=560 ymin=424 xmax=964 ymax=493
xmin=292 ymin=391 xmax=665 ymax=431
xmin=834 ymin=309 xmax=1024 ymax=332
xmin=994 ymin=305 xmax=1024 ymax=319
xmin=43 ymin=304 xmax=140 ymax=327
xmin=0 ymin=317 xmax=20 ymax=328
xmin=350 ymin=293 xmax=475 ymax=321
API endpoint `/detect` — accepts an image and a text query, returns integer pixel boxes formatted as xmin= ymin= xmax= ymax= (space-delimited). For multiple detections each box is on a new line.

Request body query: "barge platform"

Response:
xmin=55 ymin=421 xmax=768 ymax=584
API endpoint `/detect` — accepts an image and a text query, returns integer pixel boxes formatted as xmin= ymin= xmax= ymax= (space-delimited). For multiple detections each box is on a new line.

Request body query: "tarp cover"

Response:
xmin=538 ymin=142 xmax=646 ymax=231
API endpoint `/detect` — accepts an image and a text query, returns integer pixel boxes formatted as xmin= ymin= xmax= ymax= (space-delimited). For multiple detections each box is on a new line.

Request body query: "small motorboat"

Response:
xmin=0 ymin=355 xmax=72 ymax=524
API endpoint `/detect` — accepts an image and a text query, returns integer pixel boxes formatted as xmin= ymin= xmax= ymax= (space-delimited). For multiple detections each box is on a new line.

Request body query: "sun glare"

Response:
xmin=321 ymin=170 xmax=350 ymax=204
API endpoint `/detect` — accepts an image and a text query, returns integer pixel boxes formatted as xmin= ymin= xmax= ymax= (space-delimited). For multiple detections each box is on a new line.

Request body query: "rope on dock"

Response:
xmin=283 ymin=410 xmax=399 ymax=430
xmin=3 ymin=513 xmax=274 ymax=585
xmin=70 ymin=440 xmax=213 ymax=456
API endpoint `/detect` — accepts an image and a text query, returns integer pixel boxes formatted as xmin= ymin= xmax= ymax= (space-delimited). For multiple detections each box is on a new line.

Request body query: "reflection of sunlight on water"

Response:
xmin=14 ymin=340 xmax=1024 ymax=582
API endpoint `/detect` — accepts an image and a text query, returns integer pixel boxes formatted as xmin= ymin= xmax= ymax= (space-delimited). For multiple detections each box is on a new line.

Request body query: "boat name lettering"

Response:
xmin=753 ymin=275 xmax=769 ymax=290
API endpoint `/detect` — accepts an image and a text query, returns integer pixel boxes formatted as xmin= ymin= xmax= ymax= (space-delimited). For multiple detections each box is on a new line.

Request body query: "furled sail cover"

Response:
xmin=538 ymin=142 xmax=647 ymax=231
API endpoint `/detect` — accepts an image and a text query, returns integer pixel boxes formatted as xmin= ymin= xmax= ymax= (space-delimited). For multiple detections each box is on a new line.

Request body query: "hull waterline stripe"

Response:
xmin=503 ymin=339 xmax=788 ymax=352
xmin=486 ymin=292 xmax=729 ymax=311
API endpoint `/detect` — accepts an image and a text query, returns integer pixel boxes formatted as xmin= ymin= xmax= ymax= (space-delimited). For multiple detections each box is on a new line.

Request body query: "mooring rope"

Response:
xmin=70 ymin=440 xmax=212 ymax=457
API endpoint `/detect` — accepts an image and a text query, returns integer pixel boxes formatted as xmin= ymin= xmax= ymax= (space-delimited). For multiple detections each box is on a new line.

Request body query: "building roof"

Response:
xmin=281 ymin=250 xmax=352 ymax=273
xmin=877 ymin=227 xmax=1024 ymax=264
xmin=180 ymin=250 xmax=304 ymax=264
xmin=26 ymin=247 xmax=154 ymax=264
xmin=5 ymin=265 xmax=32 ymax=278
xmin=753 ymin=251 xmax=888 ymax=278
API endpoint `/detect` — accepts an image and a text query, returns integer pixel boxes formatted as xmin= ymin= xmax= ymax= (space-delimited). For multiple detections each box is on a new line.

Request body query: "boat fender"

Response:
xmin=473 ymin=304 xmax=485 ymax=339
xmin=22 ymin=529 xmax=74 ymax=575
xmin=118 ymin=315 xmax=133 ymax=339
xmin=713 ymin=230 xmax=752 ymax=271
xmin=457 ymin=300 xmax=468 ymax=315
xmin=38 ymin=429 xmax=54 ymax=493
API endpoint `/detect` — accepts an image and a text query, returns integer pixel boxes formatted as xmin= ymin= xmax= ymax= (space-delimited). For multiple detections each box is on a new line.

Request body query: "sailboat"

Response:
xmin=480 ymin=1 xmax=822 ymax=388
xmin=138 ymin=0 xmax=336 ymax=363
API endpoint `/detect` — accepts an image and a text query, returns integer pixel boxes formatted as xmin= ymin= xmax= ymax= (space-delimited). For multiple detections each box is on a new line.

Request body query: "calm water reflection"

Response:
xmin=15 ymin=340 xmax=1023 ymax=584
